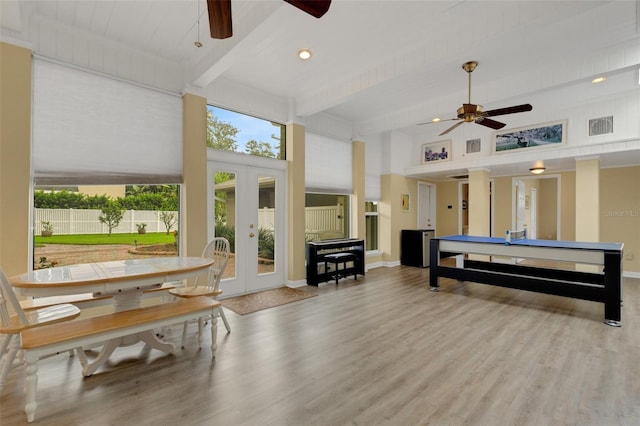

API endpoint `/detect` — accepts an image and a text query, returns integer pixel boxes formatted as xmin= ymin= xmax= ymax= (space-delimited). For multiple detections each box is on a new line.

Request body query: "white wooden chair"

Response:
xmin=169 ymin=237 xmax=231 ymax=347
xmin=0 ymin=267 xmax=81 ymax=392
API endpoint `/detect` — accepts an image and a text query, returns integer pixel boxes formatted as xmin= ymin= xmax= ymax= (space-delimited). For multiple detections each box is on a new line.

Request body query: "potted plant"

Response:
xmin=41 ymin=221 xmax=53 ymax=237
xmin=136 ymin=223 xmax=147 ymax=234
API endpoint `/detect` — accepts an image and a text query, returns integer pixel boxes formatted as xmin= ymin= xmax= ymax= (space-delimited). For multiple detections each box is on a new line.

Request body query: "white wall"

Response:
xmin=407 ymin=89 xmax=640 ymax=172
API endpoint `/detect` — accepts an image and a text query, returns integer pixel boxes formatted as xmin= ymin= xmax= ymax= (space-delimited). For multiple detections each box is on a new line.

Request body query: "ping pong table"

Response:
xmin=429 ymin=235 xmax=624 ymax=326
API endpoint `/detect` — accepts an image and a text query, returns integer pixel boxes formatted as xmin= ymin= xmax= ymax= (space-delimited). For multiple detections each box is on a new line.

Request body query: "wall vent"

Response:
xmin=466 ymin=138 xmax=481 ymax=153
xmin=448 ymin=174 xmax=469 ymax=180
xmin=588 ymin=116 xmax=613 ymax=136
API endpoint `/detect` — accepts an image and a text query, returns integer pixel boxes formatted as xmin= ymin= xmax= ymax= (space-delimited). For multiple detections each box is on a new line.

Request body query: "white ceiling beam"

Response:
xmin=190 ymin=1 xmax=284 ymax=88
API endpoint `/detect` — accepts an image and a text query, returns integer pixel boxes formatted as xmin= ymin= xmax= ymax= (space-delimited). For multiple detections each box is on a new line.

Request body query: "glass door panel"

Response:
xmin=214 ymin=170 xmax=236 ymax=281
xmin=208 ymin=159 xmax=285 ymax=296
xmin=257 ymin=174 xmax=276 ymax=275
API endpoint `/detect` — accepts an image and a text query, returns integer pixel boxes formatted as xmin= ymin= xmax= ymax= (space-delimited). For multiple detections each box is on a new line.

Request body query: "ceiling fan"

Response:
xmin=207 ymin=0 xmax=331 ymax=39
xmin=419 ymin=61 xmax=533 ymax=136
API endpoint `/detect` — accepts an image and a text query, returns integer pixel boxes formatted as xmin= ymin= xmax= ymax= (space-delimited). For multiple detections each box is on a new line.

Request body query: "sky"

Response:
xmin=208 ymin=105 xmax=281 ymax=153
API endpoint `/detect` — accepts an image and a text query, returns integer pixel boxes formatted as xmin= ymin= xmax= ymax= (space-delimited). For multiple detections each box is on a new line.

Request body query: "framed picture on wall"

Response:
xmin=493 ymin=120 xmax=566 ymax=153
xmin=401 ymin=193 xmax=410 ymax=211
xmin=422 ymin=140 xmax=451 ymax=164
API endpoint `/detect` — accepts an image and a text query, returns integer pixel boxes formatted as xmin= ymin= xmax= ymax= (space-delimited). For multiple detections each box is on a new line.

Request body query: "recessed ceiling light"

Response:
xmin=432 ymin=117 xmax=441 ymax=123
xmin=592 ymin=76 xmax=606 ymax=84
xmin=298 ymin=49 xmax=312 ymax=60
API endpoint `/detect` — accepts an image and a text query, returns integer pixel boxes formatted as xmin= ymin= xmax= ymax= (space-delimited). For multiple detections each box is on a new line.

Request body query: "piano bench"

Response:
xmin=323 ymin=252 xmax=358 ymax=285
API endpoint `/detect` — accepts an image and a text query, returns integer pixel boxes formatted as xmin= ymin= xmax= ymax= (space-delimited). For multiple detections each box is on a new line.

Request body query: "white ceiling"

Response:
xmin=2 ymin=0 xmax=639 ymax=179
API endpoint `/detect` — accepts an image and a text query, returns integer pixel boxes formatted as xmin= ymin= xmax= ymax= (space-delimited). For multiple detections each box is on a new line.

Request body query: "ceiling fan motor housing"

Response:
xmin=458 ymin=103 xmax=483 ymax=121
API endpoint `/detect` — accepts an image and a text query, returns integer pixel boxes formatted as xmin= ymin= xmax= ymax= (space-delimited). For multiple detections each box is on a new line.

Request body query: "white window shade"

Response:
xmin=32 ymin=59 xmax=183 ymax=185
xmin=365 ymin=174 xmax=381 ymax=201
xmin=364 ymin=135 xmax=381 ymax=200
xmin=305 ymin=132 xmax=352 ymax=193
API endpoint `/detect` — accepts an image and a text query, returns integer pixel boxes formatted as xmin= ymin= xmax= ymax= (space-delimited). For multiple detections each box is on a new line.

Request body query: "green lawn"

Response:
xmin=34 ymin=233 xmax=176 ymax=246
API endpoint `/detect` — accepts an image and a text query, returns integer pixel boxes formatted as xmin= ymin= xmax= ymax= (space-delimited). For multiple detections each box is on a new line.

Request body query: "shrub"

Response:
xmin=215 ymin=223 xmax=235 ymax=253
xmin=258 ymin=227 xmax=275 ymax=260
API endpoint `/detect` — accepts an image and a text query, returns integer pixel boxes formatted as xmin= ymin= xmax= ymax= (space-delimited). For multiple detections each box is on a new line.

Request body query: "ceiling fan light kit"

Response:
xmin=418 ymin=60 xmax=533 ymax=136
xmin=530 ymin=161 xmax=546 ymax=174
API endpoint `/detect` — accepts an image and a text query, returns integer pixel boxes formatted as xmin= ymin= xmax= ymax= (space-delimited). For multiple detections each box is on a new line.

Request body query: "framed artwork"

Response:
xmin=493 ymin=120 xmax=566 ymax=153
xmin=422 ymin=140 xmax=451 ymax=164
xmin=401 ymin=193 xmax=410 ymax=211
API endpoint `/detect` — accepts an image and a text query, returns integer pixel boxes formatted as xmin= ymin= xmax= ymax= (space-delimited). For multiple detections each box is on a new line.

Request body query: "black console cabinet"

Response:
xmin=401 ymin=229 xmax=435 ymax=267
xmin=306 ymin=239 xmax=365 ymax=286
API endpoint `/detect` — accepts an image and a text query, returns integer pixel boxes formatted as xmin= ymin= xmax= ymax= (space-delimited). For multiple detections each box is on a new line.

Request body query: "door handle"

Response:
xmin=249 ymin=232 xmax=255 ymax=238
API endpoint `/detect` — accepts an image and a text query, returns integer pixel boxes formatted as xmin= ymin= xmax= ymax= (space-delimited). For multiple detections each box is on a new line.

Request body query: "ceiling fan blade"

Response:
xmin=476 ymin=117 xmax=506 ymax=130
xmin=439 ymin=121 xmax=465 ymax=136
xmin=417 ymin=118 xmax=458 ymax=126
xmin=284 ymin=0 xmax=332 ymax=18
xmin=484 ymin=104 xmax=533 ymax=117
xmin=207 ymin=0 xmax=233 ymax=39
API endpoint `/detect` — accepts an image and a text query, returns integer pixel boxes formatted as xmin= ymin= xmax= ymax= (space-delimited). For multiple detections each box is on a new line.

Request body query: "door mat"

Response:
xmin=221 ymin=286 xmax=317 ymax=315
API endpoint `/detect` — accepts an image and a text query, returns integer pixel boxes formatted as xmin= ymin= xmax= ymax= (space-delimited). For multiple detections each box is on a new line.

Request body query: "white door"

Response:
xmin=418 ymin=182 xmax=435 ymax=230
xmin=208 ymin=154 xmax=286 ymax=296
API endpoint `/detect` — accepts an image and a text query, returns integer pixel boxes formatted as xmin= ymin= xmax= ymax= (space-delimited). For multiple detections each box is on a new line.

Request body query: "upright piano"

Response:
xmin=305 ymin=239 xmax=365 ymax=286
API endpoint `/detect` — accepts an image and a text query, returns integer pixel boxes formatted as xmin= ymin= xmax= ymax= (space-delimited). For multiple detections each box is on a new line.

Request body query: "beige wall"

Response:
xmin=0 ymin=43 xmax=32 ymax=276
xmin=182 ymin=94 xmax=208 ymax=258
xmin=435 ymin=181 xmax=458 ymax=236
xmin=492 ymin=177 xmax=512 ymax=237
xmin=380 ymin=174 xmax=420 ymax=262
xmin=468 ymin=169 xmax=491 ymax=236
xmin=575 ymin=158 xmax=600 ymax=242
xmin=601 ymin=166 xmax=640 ymax=273
xmin=287 ymin=123 xmax=306 ymax=281
xmin=352 ymin=141 xmax=366 ymax=240
xmin=560 ymin=171 xmax=576 ymax=241
xmin=538 ymin=178 xmax=558 ymax=240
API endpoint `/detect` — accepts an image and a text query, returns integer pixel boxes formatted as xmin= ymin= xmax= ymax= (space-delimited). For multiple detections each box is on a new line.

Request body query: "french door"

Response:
xmin=207 ymin=152 xmax=286 ymax=296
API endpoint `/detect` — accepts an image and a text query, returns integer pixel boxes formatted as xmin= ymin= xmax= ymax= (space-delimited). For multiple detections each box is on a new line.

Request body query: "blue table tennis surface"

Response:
xmin=437 ymin=235 xmax=623 ymax=252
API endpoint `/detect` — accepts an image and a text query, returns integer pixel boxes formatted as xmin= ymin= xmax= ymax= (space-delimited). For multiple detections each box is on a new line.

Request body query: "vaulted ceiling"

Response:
xmin=2 ymin=0 xmax=639 ymax=177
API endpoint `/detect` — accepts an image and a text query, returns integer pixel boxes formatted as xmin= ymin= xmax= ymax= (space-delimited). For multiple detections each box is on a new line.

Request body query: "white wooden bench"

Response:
xmin=18 ymin=296 xmax=220 ymax=423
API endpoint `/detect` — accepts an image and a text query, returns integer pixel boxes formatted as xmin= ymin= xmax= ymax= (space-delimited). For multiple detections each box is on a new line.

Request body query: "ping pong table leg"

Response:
xmin=430 ymin=239 xmax=439 ymax=292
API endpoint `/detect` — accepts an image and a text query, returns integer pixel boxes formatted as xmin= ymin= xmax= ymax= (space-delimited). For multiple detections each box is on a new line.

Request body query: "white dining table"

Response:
xmin=10 ymin=256 xmax=214 ymax=375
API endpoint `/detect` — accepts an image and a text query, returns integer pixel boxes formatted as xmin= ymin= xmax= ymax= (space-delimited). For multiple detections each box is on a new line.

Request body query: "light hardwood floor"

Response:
xmin=1 ymin=265 xmax=639 ymax=425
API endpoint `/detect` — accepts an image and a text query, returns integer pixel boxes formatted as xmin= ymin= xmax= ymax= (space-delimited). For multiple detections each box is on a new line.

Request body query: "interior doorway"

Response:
xmin=511 ymin=175 xmax=561 ymax=240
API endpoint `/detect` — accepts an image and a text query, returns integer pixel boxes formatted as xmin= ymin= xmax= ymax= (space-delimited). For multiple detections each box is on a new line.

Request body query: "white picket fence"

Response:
xmin=35 ymin=209 xmax=177 ymax=235
xmin=35 ymin=205 xmax=344 ymax=238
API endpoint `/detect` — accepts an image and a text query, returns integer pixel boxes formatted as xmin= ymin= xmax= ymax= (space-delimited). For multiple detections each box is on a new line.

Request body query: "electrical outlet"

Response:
xmin=624 ymin=252 xmax=634 ymax=260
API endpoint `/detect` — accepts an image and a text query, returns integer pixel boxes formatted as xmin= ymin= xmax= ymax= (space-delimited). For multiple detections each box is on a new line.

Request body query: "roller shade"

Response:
xmin=305 ymin=132 xmax=352 ymax=193
xmin=32 ymin=59 xmax=183 ymax=185
xmin=365 ymin=139 xmax=381 ymax=200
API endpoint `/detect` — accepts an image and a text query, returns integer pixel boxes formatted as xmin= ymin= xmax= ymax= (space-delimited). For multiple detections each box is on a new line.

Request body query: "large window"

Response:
xmin=304 ymin=193 xmax=350 ymax=241
xmin=365 ymin=201 xmax=379 ymax=251
xmin=207 ymin=105 xmax=286 ymax=159
xmin=33 ymin=184 xmax=180 ymax=269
